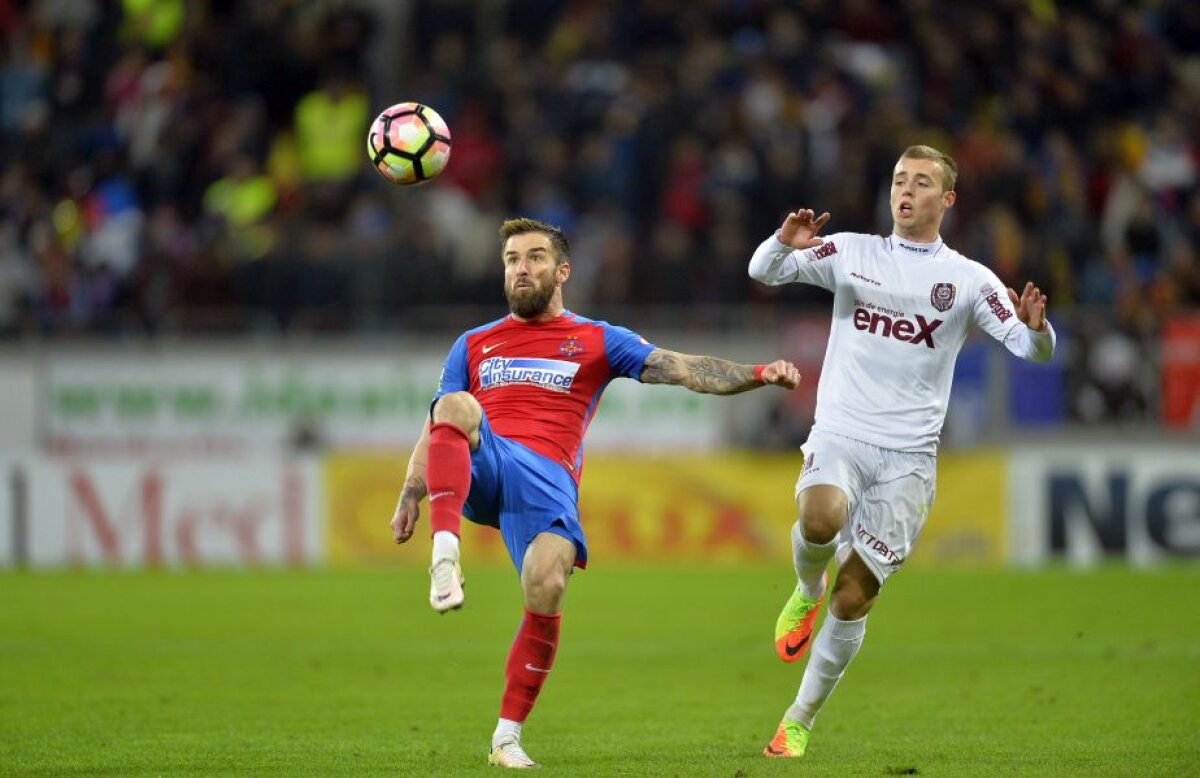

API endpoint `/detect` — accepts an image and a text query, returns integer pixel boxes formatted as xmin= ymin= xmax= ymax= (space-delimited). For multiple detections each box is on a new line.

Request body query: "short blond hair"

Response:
xmin=499 ymin=218 xmax=570 ymax=264
xmin=901 ymin=145 xmax=958 ymax=191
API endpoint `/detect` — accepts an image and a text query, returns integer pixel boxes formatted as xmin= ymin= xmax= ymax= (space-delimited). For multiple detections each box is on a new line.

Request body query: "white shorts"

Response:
xmin=795 ymin=431 xmax=937 ymax=584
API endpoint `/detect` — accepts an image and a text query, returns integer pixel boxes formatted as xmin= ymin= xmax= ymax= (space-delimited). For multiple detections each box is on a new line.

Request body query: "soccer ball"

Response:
xmin=367 ymin=102 xmax=452 ymax=185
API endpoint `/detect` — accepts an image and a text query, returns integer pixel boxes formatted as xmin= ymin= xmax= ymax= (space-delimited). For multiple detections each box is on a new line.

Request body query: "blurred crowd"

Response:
xmin=0 ymin=1 xmax=1197 ymax=422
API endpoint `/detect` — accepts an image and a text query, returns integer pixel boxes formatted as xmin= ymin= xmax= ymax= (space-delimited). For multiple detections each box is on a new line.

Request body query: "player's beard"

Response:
xmin=505 ymin=276 xmax=556 ymax=318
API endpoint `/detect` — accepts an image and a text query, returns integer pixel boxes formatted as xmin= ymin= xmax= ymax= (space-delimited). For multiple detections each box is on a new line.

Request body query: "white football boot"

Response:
xmin=488 ymin=737 xmax=538 ymax=768
xmin=428 ymin=557 xmax=465 ymax=613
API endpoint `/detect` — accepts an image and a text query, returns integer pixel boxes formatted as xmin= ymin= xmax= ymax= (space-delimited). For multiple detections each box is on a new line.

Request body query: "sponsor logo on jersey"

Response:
xmin=853 ymin=307 xmax=943 ymax=348
xmin=980 ymin=282 xmax=995 ymax=296
xmin=850 ymin=271 xmax=882 ymax=287
xmin=984 ymin=291 xmax=1013 ymax=322
xmin=801 ymin=451 xmax=816 ymax=475
xmin=930 ymin=282 xmax=956 ymax=312
xmin=478 ymin=357 xmax=580 ymax=393
xmin=811 ymin=241 xmax=838 ymax=260
xmin=559 ymin=337 xmax=583 ymax=357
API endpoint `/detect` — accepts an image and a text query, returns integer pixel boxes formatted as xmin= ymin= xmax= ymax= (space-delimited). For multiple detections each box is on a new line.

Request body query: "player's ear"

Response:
xmin=557 ymin=260 xmax=571 ymax=284
xmin=943 ymin=189 xmax=956 ymax=209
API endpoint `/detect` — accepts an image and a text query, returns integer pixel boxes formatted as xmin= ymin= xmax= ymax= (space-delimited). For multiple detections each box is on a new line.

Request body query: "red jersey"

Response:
xmin=433 ymin=311 xmax=656 ymax=482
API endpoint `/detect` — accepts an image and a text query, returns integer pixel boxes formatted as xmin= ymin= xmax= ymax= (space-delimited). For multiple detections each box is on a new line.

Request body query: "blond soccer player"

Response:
xmin=749 ymin=145 xmax=1055 ymax=758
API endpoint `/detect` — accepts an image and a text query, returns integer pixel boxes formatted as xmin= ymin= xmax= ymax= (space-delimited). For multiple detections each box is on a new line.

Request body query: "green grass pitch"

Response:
xmin=2 ymin=564 xmax=1197 ymax=776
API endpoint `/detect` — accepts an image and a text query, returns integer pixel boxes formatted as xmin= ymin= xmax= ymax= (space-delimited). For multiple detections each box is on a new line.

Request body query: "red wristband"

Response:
xmin=752 ymin=364 xmax=767 ymax=383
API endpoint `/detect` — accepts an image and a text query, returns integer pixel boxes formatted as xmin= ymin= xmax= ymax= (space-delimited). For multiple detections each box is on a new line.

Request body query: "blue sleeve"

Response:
xmin=432 ymin=334 xmax=470 ymax=403
xmin=602 ymin=323 xmax=657 ymax=380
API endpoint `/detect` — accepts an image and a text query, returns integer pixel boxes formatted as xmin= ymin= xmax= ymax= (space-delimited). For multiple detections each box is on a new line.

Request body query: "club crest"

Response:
xmin=559 ymin=337 xmax=583 ymax=357
xmin=930 ymin=282 xmax=956 ymax=312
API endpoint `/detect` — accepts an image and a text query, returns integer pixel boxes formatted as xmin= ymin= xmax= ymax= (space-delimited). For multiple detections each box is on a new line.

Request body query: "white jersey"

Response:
xmin=749 ymin=232 xmax=1056 ymax=453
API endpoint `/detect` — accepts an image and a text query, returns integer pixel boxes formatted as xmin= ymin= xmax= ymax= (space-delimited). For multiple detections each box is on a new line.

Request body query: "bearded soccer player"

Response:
xmin=748 ymin=145 xmax=1056 ymax=758
xmin=389 ymin=217 xmax=801 ymax=769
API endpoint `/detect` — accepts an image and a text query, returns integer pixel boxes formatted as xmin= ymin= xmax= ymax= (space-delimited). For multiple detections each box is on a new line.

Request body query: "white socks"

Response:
xmin=791 ymin=521 xmax=836 ymax=600
xmin=492 ymin=717 xmax=522 ymax=747
xmin=786 ymin=612 xmax=867 ymax=729
xmin=432 ymin=530 xmax=460 ymax=562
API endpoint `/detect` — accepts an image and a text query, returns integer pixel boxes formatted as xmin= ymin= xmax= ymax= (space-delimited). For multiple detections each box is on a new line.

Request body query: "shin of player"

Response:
xmin=767 ymin=484 xmax=873 ymax=759
xmin=492 ymin=532 xmax=574 ymax=766
xmin=399 ymin=392 xmax=482 ymax=614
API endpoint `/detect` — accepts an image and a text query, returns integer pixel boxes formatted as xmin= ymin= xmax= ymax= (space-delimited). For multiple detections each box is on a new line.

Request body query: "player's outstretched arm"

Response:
xmin=996 ymin=281 xmax=1055 ymax=363
xmin=391 ymin=418 xmax=431 ymax=544
xmin=749 ymin=209 xmax=835 ymax=287
xmin=777 ymin=209 xmax=831 ymax=251
xmin=640 ymin=349 xmax=801 ymax=395
xmin=1006 ymin=281 xmax=1048 ymax=332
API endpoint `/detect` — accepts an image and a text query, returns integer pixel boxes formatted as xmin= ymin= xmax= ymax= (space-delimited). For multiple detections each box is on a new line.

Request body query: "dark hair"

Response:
xmin=499 ymin=218 xmax=571 ymax=264
xmin=901 ymin=145 xmax=959 ymax=191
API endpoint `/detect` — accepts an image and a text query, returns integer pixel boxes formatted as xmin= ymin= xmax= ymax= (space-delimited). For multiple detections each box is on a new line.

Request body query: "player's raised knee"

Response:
xmin=796 ymin=482 xmax=854 ymax=545
xmin=431 ymin=391 xmax=482 ymax=432
xmin=798 ymin=512 xmax=841 ymax=545
xmin=796 ymin=486 xmax=848 ymax=544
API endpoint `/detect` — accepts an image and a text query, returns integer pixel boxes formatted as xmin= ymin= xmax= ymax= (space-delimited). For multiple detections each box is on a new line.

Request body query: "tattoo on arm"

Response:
xmin=641 ymin=349 xmax=757 ymax=395
xmin=401 ymin=475 xmax=427 ymax=501
xmin=401 ymin=419 xmax=432 ymax=501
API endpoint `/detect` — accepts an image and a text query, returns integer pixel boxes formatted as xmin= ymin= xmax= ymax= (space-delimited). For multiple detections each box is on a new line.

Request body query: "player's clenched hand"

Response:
xmin=760 ymin=359 xmax=802 ymax=390
xmin=391 ymin=485 xmax=422 ymax=544
xmin=778 ymin=209 xmax=831 ymax=251
xmin=1007 ymin=282 xmax=1048 ymax=332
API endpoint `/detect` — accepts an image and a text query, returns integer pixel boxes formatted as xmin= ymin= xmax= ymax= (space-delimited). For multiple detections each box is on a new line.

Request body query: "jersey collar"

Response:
xmin=889 ymin=234 xmax=944 ymax=258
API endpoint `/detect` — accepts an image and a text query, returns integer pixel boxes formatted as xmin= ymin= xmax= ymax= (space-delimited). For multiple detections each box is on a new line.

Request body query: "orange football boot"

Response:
xmin=763 ymin=718 xmax=811 ymax=758
xmin=773 ymin=572 xmax=827 ymax=662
